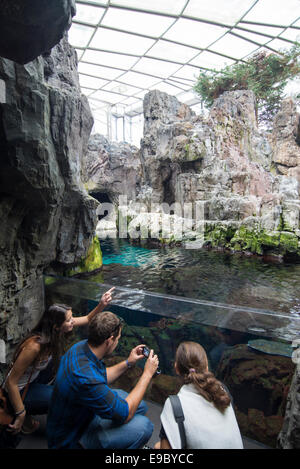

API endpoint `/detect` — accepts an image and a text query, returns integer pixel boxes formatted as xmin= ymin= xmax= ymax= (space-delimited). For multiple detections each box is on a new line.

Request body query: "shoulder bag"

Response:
xmin=169 ymin=394 xmax=187 ymax=449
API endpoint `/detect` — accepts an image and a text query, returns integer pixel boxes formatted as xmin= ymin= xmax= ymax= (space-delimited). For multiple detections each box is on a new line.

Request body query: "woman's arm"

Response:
xmin=6 ymin=340 xmax=40 ymax=434
xmin=72 ymin=287 xmax=115 ymax=327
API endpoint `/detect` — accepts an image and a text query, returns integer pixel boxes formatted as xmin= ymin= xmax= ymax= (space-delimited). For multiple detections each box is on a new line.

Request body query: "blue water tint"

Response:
xmin=101 ymin=239 xmax=159 ymax=267
xmin=97 ymin=238 xmax=300 ymax=316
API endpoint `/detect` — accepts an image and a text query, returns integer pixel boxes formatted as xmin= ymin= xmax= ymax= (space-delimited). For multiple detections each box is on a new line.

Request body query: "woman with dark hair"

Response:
xmin=4 ymin=287 xmax=114 ymax=435
xmin=155 ymin=341 xmax=243 ymax=449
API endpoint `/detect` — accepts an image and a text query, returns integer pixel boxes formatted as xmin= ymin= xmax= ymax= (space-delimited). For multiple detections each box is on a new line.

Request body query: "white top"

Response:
xmin=5 ymin=355 xmax=52 ymax=391
xmin=160 ymin=384 xmax=244 ymax=449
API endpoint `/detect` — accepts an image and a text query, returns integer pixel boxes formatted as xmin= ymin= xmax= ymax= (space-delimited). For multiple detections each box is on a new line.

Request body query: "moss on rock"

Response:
xmin=66 ymin=236 xmax=102 ymax=276
xmin=204 ymin=222 xmax=300 ymax=258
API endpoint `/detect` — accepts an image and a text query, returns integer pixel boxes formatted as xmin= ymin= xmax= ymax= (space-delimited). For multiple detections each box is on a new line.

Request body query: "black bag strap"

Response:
xmin=169 ymin=395 xmax=187 ymax=449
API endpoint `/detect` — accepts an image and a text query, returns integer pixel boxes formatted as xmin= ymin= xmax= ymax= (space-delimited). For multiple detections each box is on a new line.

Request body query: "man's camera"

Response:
xmin=142 ymin=346 xmax=161 ymax=375
xmin=142 ymin=346 xmax=150 ymax=358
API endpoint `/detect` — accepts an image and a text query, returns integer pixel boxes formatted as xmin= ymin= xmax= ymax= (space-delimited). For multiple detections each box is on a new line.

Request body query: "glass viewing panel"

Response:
xmin=45 ymin=274 xmax=299 ymax=448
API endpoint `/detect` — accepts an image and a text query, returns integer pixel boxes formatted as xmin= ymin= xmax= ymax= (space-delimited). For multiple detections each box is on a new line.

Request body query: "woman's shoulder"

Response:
xmin=18 ymin=335 xmax=42 ymax=356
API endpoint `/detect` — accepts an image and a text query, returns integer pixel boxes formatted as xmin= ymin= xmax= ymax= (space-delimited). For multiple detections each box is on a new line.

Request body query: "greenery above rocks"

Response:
xmin=194 ymin=43 xmax=300 ymax=126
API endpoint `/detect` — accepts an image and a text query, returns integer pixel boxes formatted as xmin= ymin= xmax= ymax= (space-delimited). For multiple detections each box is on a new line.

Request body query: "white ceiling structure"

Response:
xmin=69 ymin=0 xmax=300 ymax=143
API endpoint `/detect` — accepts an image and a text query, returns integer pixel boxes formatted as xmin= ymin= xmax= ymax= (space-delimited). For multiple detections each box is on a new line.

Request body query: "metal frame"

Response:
xmin=71 ymin=0 xmax=300 ymax=143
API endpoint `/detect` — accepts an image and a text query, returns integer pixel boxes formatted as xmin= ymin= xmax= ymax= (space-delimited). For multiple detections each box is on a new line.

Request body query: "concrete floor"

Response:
xmin=17 ymin=399 xmax=270 ymax=450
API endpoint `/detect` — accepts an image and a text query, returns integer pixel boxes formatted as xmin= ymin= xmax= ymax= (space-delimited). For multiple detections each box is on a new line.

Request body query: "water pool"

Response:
xmin=96 ymin=239 xmax=300 ymax=316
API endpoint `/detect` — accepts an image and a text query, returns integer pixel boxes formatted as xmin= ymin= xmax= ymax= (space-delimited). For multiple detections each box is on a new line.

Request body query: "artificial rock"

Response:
xmin=85 ymin=89 xmax=300 ymax=258
xmin=0 ymin=34 xmax=97 ymax=364
xmin=0 ymin=0 xmax=76 ymax=64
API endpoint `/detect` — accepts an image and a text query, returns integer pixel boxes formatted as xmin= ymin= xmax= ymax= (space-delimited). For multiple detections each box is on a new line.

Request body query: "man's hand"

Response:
xmin=144 ymin=349 xmax=159 ymax=378
xmin=100 ymin=287 xmax=115 ymax=308
xmin=127 ymin=344 xmax=146 ymax=367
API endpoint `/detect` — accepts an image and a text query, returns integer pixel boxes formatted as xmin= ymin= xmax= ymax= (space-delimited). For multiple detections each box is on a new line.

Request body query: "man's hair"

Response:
xmin=88 ymin=311 xmax=122 ymax=347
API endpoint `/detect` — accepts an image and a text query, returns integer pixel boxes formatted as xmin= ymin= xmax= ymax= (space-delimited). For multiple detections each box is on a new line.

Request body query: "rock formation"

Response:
xmin=277 ymin=363 xmax=300 ymax=449
xmin=0 ymin=0 xmax=75 ymax=64
xmin=82 ymin=134 xmax=141 ymax=205
xmin=85 ymin=89 xmax=300 ymax=259
xmin=0 ymin=34 xmax=97 ymax=365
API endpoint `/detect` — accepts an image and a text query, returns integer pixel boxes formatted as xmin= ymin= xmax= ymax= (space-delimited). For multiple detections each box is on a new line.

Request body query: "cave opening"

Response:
xmin=91 ymin=192 xmax=112 ymax=220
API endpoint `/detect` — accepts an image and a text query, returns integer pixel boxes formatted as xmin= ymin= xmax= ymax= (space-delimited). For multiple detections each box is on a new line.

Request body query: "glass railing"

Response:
xmin=44 ymin=274 xmax=300 ymax=448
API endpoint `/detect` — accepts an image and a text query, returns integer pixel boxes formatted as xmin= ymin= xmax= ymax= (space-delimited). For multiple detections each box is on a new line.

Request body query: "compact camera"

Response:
xmin=142 ymin=346 xmax=161 ymax=375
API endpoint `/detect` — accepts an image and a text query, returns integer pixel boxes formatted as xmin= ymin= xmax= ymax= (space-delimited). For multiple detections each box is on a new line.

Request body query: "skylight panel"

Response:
xmin=74 ymin=3 xmax=105 ymax=25
xmin=147 ymin=40 xmax=199 ymax=63
xmin=243 ymin=0 xmax=300 ymax=25
xmin=133 ymin=90 xmax=149 ymax=100
xmin=79 ymin=60 xmax=122 ymax=80
xmin=210 ymin=33 xmax=259 ymax=59
xmin=80 ymin=87 xmax=95 ymax=96
xmin=167 ymin=78 xmax=191 ymax=91
xmin=183 ymin=0 xmax=256 ymax=26
xmin=102 ymin=8 xmax=175 ymax=37
xmin=121 ymin=97 xmax=141 ymax=106
xmin=176 ymin=90 xmax=200 ymax=105
xmin=190 ymin=51 xmax=235 ymax=70
xmin=110 ymin=0 xmax=187 ymax=15
xmin=164 ymin=18 xmax=228 ymax=49
xmin=173 ymin=65 xmax=200 ymax=82
xmin=118 ymin=71 xmax=161 ymax=89
xmin=81 ymin=50 xmax=137 ymax=70
xmin=79 ymin=74 xmax=108 ymax=89
xmin=68 ymin=23 xmax=95 ymax=47
xmin=266 ymin=38 xmax=297 ymax=52
xmin=75 ymin=48 xmax=84 ymax=60
xmin=231 ymin=29 xmax=272 ymax=45
xmin=89 ymin=28 xmax=155 ymax=55
xmin=239 ymin=24 xmax=284 ymax=38
xmin=102 ymin=82 xmax=142 ymax=95
xmin=79 ymin=74 xmax=107 ymax=90
xmin=91 ymin=89 xmax=125 ymax=104
xmin=125 ymin=101 xmax=143 ymax=114
xmin=279 ymin=28 xmax=300 ymax=43
xmin=150 ymin=82 xmax=183 ymax=95
xmin=133 ymin=57 xmax=181 ymax=78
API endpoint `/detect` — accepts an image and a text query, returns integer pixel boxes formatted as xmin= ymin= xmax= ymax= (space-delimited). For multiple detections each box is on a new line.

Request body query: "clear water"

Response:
xmin=97 ymin=239 xmax=300 ymax=318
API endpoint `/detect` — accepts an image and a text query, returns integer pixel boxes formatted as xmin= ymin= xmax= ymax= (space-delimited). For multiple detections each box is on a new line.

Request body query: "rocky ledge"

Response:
xmin=84 ymin=89 xmax=300 ymax=260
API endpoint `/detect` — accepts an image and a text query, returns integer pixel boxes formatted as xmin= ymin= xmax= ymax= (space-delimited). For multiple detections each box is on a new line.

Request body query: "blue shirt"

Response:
xmin=47 ymin=339 xmax=129 ymax=449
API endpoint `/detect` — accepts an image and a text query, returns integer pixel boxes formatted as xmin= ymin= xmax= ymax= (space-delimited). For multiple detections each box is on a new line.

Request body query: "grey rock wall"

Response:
xmin=0 ymin=34 xmax=97 ymax=364
xmin=277 ymin=364 xmax=300 ymax=449
xmin=82 ymin=134 xmax=141 ymax=205
xmin=0 ymin=0 xmax=76 ymax=64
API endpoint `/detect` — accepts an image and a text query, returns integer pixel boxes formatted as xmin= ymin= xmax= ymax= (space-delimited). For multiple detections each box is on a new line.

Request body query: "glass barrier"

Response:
xmin=45 ymin=274 xmax=299 ymax=448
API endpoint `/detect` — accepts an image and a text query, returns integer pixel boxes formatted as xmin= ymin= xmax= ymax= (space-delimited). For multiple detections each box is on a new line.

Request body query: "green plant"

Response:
xmin=194 ymin=43 xmax=300 ymax=126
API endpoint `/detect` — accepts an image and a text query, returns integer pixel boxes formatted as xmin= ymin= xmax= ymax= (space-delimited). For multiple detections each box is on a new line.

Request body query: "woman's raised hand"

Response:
xmin=100 ymin=287 xmax=115 ymax=308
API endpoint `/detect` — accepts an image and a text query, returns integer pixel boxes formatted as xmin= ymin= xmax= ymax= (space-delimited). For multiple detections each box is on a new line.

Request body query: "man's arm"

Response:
xmin=73 ymin=287 xmax=115 ymax=327
xmin=124 ymin=350 xmax=158 ymax=423
xmin=106 ymin=344 xmax=145 ymax=384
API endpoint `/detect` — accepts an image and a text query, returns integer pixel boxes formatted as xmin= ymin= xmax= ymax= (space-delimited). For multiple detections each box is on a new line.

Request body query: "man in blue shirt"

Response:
xmin=47 ymin=311 xmax=158 ymax=449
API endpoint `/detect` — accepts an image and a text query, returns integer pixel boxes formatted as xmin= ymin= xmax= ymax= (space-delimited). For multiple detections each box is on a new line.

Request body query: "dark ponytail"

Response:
xmin=175 ymin=341 xmax=230 ymax=413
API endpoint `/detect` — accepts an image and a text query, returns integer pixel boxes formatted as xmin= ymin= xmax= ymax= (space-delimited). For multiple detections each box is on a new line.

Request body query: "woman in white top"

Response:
xmin=155 ymin=341 xmax=243 ymax=449
xmin=4 ymin=287 xmax=114 ymax=435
